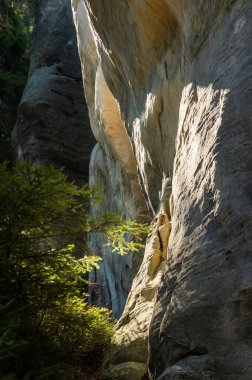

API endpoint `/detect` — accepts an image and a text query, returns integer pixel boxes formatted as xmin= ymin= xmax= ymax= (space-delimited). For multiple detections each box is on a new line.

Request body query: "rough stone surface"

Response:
xmin=72 ymin=0 xmax=252 ymax=379
xmin=13 ymin=0 xmax=95 ymax=183
xmin=72 ymin=0 xmax=150 ymax=319
xmin=108 ymin=362 xmax=147 ymax=380
xmin=156 ymin=355 xmax=213 ymax=380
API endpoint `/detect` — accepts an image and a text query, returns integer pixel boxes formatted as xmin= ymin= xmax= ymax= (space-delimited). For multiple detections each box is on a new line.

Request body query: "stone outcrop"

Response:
xmin=72 ymin=0 xmax=150 ymax=319
xmin=72 ymin=0 xmax=252 ymax=379
xmin=13 ymin=0 xmax=95 ymax=183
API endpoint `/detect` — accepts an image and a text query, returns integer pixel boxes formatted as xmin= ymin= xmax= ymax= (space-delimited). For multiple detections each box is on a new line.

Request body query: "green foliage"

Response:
xmin=0 ymin=0 xmax=32 ymax=106
xmin=0 ymin=161 xmax=149 ymax=378
xmin=0 ymin=0 xmax=34 ymax=162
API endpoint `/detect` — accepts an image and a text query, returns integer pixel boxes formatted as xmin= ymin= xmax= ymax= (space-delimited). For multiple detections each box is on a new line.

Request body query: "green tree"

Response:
xmin=0 ymin=161 xmax=149 ymax=379
xmin=0 ymin=0 xmax=34 ymax=162
xmin=0 ymin=0 xmax=32 ymax=106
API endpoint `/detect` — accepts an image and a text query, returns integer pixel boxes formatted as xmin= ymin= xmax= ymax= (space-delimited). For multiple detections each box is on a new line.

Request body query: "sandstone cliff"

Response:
xmin=73 ymin=0 xmax=252 ymax=379
xmin=72 ymin=0 xmax=151 ymax=319
xmin=13 ymin=0 xmax=95 ymax=183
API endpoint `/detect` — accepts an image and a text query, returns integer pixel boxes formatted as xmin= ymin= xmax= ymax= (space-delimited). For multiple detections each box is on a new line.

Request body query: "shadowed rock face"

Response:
xmin=13 ymin=0 xmax=95 ymax=183
xmin=73 ymin=0 xmax=252 ymax=378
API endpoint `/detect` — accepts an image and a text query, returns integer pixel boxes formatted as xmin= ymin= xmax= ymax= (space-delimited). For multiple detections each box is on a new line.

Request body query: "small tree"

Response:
xmin=0 ymin=161 xmax=149 ymax=379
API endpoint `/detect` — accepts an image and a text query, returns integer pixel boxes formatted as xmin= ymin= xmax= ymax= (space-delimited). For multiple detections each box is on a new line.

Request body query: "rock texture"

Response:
xmin=72 ymin=0 xmax=252 ymax=379
xmin=72 ymin=0 xmax=150 ymax=319
xmin=13 ymin=0 xmax=95 ymax=183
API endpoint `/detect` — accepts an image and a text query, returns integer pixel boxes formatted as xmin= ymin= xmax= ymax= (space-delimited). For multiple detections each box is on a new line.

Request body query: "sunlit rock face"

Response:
xmin=13 ymin=0 xmax=95 ymax=183
xmin=73 ymin=0 xmax=252 ymax=378
xmin=72 ymin=0 xmax=150 ymax=320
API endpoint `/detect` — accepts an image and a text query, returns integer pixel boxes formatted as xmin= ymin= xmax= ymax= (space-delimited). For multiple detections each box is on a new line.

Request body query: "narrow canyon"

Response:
xmin=14 ymin=0 xmax=252 ymax=379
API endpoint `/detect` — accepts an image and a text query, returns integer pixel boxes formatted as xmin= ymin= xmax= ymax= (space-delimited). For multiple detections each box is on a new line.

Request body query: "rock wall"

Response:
xmin=13 ymin=0 xmax=95 ymax=183
xmin=72 ymin=0 xmax=150 ymax=319
xmin=72 ymin=0 xmax=252 ymax=379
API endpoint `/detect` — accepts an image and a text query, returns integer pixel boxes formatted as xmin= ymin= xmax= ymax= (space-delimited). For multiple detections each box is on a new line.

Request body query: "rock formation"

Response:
xmin=13 ymin=0 xmax=95 ymax=183
xmin=72 ymin=0 xmax=151 ymax=319
xmin=73 ymin=0 xmax=252 ymax=379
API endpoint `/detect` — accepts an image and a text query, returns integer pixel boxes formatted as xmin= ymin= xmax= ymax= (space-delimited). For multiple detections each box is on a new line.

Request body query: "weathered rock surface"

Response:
xmin=72 ymin=0 xmax=150 ymax=319
xmin=73 ymin=0 xmax=252 ymax=379
xmin=13 ymin=0 xmax=95 ymax=183
xmin=108 ymin=362 xmax=147 ymax=380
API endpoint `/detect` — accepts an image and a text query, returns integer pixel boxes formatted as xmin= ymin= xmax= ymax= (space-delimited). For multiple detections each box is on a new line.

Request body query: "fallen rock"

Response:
xmin=106 ymin=362 xmax=147 ymax=380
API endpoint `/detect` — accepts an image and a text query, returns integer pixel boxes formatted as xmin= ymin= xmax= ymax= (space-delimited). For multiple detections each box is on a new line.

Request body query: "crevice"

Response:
xmin=157 ymin=229 xmax=163 ymax=252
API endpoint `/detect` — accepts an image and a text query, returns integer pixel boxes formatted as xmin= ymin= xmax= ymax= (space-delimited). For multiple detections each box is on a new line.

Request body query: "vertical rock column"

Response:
xmin=13 ymin=0 xmax=95 ymax=183
xmin=72 ymin=0 xmax=150 ymax=319
xmin=72 ymin=0 xmax=178 ymax=374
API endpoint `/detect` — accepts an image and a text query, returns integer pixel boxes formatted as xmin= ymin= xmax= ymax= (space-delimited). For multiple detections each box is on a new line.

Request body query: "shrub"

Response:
xmin=0 ymin=161 xmax=149 ymax=378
